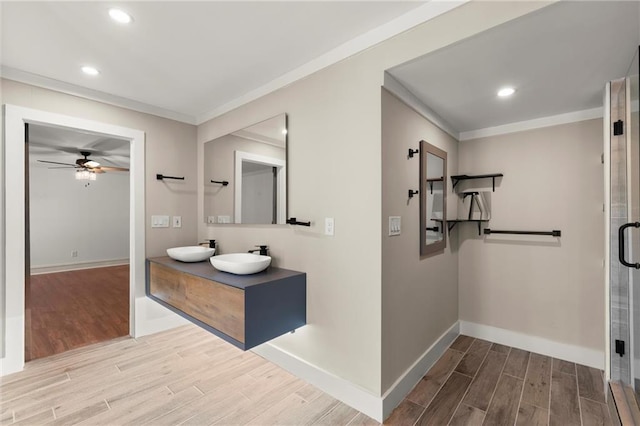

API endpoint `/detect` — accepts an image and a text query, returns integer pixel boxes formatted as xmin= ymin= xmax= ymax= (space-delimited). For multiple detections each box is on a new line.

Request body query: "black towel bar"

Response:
xmin=483 ymin=229 xmax=561 ymax=237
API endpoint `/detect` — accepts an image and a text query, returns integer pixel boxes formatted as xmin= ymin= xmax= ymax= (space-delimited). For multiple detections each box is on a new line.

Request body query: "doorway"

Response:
xmin=25 ymin=123 xmax=131 ymax=360
xmin=2 ymin=105 xmax=146 ymax=375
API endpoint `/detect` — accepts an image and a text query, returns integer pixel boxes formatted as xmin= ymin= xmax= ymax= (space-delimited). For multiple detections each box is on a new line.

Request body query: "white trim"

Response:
xmin=251 ymin=343 xmax=384 ymax=422
xmin=252 ymin=322 xmax=459 ymax=422
xmin=30 ymin=258 xmax=129 ymax=275
xmin=381 ymin=321 xmax=459 ymax=420
xmin=459 ymin=107 xmax=604 ymax=141
xmin=2 ymin=105 xmax=147 ymax=376
xmin=234 ymin=151 xmax=286 ymax=224
xmin=460 ymin=321 xmax=605 ymax=370
xmin=1 ymin=67 xmax=196 ymax=125
xmin=383 ymin=73 xmax=459 ymax=139
xmin=192 ymin=0 xmax=467 ymax=124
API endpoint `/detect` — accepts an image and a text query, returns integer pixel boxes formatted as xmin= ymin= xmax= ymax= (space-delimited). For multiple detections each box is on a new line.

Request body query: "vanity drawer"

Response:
xmin=149 ymin=262 xmax=245 ymax=343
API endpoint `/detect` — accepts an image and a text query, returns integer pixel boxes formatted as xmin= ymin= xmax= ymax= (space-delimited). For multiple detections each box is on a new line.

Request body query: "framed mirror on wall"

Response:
xmin=419 ymin=140 xmax=447 ymax=257
xmin=204 ymin=114 xmax=287 ymax=224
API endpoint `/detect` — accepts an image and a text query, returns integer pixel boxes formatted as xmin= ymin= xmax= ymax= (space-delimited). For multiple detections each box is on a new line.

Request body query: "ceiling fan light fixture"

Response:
xmin=75 ymin=169 xmax=97 ymax=181
xmin=497 ymin=87 xmax=516 ymax=98
xmin=84 ymin=160 xmax=100 ymax=168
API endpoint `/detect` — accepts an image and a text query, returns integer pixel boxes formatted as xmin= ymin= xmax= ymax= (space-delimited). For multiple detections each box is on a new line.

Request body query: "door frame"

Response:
xmin=2 ymin=105 xmax=145 ymax=375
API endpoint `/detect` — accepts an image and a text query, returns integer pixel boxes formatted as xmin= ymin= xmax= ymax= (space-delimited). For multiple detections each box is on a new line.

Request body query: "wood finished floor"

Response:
xmin=1 ymin=323 xmax=377 ymax=426
xmin=387 ymin=335 xmax=612 ymax=426
xmin=28 ymin=265 xmax=129 ymax=360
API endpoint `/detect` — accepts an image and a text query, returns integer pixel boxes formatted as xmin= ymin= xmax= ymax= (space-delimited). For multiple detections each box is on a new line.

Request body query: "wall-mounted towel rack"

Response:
xmin=446 ymin=219 xmax=488 ymax=235
xmin=157 ymin=174 xmax=184 ymax=181
xmin=426 ymin=177 xmax=443 ymax=194
xmin=211 ymin=180 xmax=229 ymax=186
xmin=483 ymin=229 xmax=561 ymax=237
xmin=286 ymin=217 xmax=311 ymax=227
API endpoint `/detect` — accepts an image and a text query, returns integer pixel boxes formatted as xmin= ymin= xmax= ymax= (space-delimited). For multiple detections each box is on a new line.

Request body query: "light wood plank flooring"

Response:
xmin=1 ymin=323 xmax=376 ymax=425
xmin=387 ymin=335 xmax=612 ymax=426
xmin=28 ymin=265 xmax=129 ymax=360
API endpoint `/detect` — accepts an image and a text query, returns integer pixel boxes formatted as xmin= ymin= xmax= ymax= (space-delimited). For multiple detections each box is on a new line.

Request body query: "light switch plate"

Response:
xmin=325 ymin=218 xmax=334 ymax=236
xmin=207 ymin=216 xmax=216 ymax=224
xmin=172 ymin=216 xmax=182 ymax=228
xmin=218 ymin=215 xmax=231 ymax=224
xmin=151 ymin=215 xmax=170 ymax=228
xmin=389 ymin=216 xmax=401 ymax=236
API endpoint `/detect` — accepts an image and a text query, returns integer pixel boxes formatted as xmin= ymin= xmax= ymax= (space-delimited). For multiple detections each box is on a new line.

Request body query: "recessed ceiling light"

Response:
xmin=109 ymin=8 xmax=132 ymax=24
xmin=497 ymin=87 xmax=516 ymax=98
xmin=81 ymin=66 xmax=100 ymax=76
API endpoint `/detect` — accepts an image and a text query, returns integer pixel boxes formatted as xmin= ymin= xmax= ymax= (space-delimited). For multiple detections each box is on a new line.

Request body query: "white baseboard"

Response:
xmin=1 ymin=315 xmax=25 ymax=376
xmin=381 ymin=321 xmax=459 ymax=419
xmin=252 ymin=343 xmax=384 ymax=421
xmin=460 ymin=321 xmax=605 ymax=370
xmin=30 ymin=258 xmax=129 ymax=275
xmin=252 ymin=321 xmax=460 ymax=422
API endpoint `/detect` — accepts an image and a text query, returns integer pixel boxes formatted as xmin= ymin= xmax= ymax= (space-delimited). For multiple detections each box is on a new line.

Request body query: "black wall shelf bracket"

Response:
xmin=408 ymin=189 xmax=419 ymax=199
xmin=286 ymin=217 xmax=311 ymax=227
xmin=426 ymin=226 xmax=440 ymax=232
xmin=157 ymin=174 xmax=185 ymax=181
xmin=483 ymin=229 xmax=561 ymax=237
xmin=451 ymin=173 xmax=503 ymax=192
xmin=426 ymin=177 xmax=443 ymax=194
xmin=408 ymin=148 xmax=419 ymax=158
xmin=211 ymin=180 xmax=229 ymax=186
xmin=447 ymin=219 xmax=487 ymax=235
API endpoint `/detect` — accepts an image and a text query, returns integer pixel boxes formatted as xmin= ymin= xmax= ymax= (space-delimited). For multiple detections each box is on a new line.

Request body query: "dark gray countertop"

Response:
xmin=147 ymin=256 xmax=305 ymax=290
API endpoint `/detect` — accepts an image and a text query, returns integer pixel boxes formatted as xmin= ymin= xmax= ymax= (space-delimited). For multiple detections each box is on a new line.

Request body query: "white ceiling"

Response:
xmin=1 ymin=1 xmax=435 ymax=125
xmin=387 ymin=1 xmax=640 ymax=135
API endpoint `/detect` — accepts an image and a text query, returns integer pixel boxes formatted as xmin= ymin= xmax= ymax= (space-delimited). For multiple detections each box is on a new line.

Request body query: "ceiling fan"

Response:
xmin=37 ymin=151 xmax=129 ymax=174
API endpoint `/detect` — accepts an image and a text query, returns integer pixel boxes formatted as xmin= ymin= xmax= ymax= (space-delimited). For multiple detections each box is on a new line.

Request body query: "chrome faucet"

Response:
xmin=248 ymin=245 xmax=269 ymax=256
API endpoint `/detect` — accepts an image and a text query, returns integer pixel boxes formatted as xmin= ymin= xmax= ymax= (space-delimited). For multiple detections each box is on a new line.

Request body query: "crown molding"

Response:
xmin=1 ymin=66 xmax=197 ymax=125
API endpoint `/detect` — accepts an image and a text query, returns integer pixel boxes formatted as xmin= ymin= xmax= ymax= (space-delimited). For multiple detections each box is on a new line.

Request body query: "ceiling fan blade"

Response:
xmin=98 ymin=166 xmax=129 ymax=172
xmin=47 ymin=166 xmax=77 ymax=169
xmin=37 ymin=159 xmax=78 ymax=167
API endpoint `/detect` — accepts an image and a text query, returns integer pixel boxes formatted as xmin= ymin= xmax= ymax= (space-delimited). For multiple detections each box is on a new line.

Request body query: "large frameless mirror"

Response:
xmin=203 ymin=114 xmax=287 ymax=224
xmin=420 ymin=140 xmax=447 ymax=256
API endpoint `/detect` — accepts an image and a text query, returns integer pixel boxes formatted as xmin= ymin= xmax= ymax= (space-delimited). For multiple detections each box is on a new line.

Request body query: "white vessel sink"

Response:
xmin=167 ymin=246 xmax=216 ymax=262
xmin=210 ymin=253 xmax=271 ymax=275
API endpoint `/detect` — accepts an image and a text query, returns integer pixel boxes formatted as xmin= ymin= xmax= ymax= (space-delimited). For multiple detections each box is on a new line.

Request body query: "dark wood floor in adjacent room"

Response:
xmin=27 ymin=265 xmax=129 ymax=361
xmin=386 ymin=335 xmax=612 ymax=426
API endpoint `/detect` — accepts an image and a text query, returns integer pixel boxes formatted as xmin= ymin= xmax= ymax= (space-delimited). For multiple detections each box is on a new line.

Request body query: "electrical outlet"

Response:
xmin=71 ymin=250 xmax=78 ymax=258
xmin=172 ymin=216 xmax=182 ymax=228
xmin=325 ymin=218 xmax=334 ymax=236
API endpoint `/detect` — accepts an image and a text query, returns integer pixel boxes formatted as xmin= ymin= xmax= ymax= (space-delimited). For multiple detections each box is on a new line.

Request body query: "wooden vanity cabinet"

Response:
xmin=146 ymin=257 xmax=306 ymax=350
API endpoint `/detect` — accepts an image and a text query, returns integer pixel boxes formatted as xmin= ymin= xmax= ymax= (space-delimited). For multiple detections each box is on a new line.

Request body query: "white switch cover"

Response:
xmin=151 ymin=215 xmax=170 ymax=228
xmin=172 ymin=216 xmax=182 ymax=228
xmin=218 ymin=215 xmax=231 ymax=224
xmin=325 ymin=218 xmax=334 ymax=236
xmin=207 ymin=216 xmax=216 ymax=224
xmin=389 ymin=216 xmax=401 ymax=236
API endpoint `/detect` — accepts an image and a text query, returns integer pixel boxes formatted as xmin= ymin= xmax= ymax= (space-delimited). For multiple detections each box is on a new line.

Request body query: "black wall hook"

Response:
xmin=157 ymin=174 xmax=184 ymax=181
xmin=211 ymin=180 xmax=229 ymax=186
xmin=408 ymin=189 xmax=419 ymax=199
xmin=408 ymin=148 xmax=419 ymax=158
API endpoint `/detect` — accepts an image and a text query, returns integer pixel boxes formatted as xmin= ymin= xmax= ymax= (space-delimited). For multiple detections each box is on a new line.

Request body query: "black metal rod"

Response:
xmin=157 ymin=174 xmax=184 ymax=181
xmin=286 ymin=217 xmax=311 ymax=227
xmin=211 ymin=180 xmax=229 ymax=186
xmin=483 ymin=229 xmax=561 ymax=237
xmin=426 ymin=226 xmax=440 ymax=232
xmin=619 ymin=222 xmax=640 ymax=269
